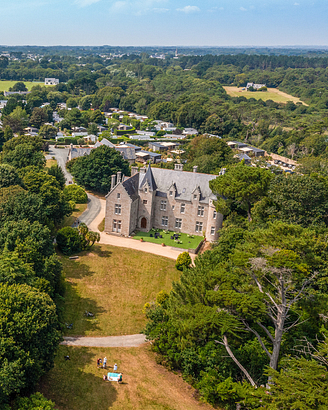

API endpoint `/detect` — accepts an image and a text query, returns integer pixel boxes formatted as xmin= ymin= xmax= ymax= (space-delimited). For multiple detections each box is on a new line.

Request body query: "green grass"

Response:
xmin=223 ymin=86 xmax=306 ymax=104
xmin=0 ymin=80 xmax=50 ymax=92
xmin=133 ymin=229 xmax=203 ymax=250
xmin=98 ymin=217 xmax=105 ymax=232
xmin=59 ymin=244 xmax=179 ymax=336
xmin=38 ymin=345 xmax=215 ymax=410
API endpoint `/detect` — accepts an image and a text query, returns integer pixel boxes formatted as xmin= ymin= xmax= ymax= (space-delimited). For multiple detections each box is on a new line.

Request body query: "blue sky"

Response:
xmin=1 ymin=0 xmax=328 ymax=46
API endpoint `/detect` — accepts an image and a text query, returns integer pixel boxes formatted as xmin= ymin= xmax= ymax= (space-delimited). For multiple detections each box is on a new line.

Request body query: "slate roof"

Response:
xmin=70 ymin=147 xmax=94 ymax=159
xmin=94 ymin=139 xmax=116 ymax=148
xmin=115 ymin=146 xmax=136 ymax=161
xmin=139 ymin=163 xmax=157 ymax=191
xmin=122 ymin=173 xmax=139 ymax=201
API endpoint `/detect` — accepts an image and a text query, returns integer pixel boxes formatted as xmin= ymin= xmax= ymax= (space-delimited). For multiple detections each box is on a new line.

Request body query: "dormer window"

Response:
xmin=169 ymin=191 xmax=173 ymax=196
xmin=144 ymin=188 xmax=148 ymax=193
xmin=193 ymin=194 xmax=197 ymax=200
xmin=117 ymin=193 xmax=121 ymax=199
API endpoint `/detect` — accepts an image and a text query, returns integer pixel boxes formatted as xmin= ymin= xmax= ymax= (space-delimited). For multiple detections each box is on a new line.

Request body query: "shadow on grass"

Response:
xmin=39 ymin=346 xmax=118 ymax=410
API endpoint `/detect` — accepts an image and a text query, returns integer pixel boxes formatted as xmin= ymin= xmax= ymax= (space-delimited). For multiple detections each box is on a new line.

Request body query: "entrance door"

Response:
xmin=141 ymin=217 xmax=147 ymax=229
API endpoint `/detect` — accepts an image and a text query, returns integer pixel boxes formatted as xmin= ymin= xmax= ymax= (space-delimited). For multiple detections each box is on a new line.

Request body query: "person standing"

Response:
xmin=113 ymin=363 xmax=118 ymax=371
xmin=103 ymin=357 xmax=107 ymax=369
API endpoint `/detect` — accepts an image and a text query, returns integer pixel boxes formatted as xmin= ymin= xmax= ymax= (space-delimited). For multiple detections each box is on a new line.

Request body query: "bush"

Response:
xmin=175 ymin=251 xmax=192 ymax=271
xmin=13 ymin=393 xmax=56 ymax=410
xmin=56 ymin=227 xmax=82 ymax=255
xmin=64 ymin=184 xmax=88 ymax=204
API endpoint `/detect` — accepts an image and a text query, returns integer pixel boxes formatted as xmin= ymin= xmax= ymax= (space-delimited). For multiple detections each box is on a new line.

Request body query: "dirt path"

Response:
xmin=61 ymin=334 xmax=146 ymax=347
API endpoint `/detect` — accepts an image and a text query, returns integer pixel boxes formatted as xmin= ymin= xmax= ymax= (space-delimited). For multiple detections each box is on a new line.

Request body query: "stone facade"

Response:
xmin=105 ymin=165 xmax=223 ymax=242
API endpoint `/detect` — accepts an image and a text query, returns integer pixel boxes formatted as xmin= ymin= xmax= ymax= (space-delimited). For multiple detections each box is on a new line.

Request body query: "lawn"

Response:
xmin=61 ymin=203 xmax=88 ymax=228
xmin=38 ymin=345 xmax=214 ymax=410
xmin=133 ymin=229 xmax=203 ymax=250
xmin=45 ymin=158 xmax=57 ymax=168
xmin=0 ymin=80 xmax=46 ymax=92
xmin=223 ymin=86 xmax=307 ymax=105
xmin=60 ymin=244 xmax=179 ymax=336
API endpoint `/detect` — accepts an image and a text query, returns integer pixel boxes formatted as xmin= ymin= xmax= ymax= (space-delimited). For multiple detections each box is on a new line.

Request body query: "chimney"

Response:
xmin=193 ymin=165 xmax=198 ymax=173
xmin=111 ymin=174 xmax=116 ymax=189
xmin=70 ymin=143 xmax=73 ymax=150
xmin=174 ymin=163 xmax=183 ymax=171
xmin=117 ymin=171 xmax=122 ymax=184
xmin=131 ymin=166 xmax=138 ymax=176
xmin=140 ymin=167 xmax=146 ymax=175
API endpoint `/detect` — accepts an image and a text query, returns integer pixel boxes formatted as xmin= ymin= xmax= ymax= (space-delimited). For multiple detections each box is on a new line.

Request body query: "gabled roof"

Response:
xmin=139 ymin=163 xmax=157 ymax=192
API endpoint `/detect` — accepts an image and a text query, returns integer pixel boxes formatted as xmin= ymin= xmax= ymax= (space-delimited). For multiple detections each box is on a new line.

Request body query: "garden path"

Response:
xmin=84 ymin=196 xmax=195 ymax=261
xmin=61 ymin=334 xmax=146 ymax=347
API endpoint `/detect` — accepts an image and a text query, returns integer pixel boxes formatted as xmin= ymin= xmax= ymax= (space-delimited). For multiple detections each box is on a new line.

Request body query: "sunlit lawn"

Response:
xmin=0 ymin=80 xmax=46 ymax=92
xmin=60 ymin=244 xmax=180 ymax=336
xmin=38 ymin=345 xmax=215 ymax=410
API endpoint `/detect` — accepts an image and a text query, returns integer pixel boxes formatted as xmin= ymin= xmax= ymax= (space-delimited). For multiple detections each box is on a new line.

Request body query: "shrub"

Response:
xmin=175 ymin=251 xmax=192 ymax=271
xmin=63 ymin=184 xmax=88 ymax=204
xmin=13 ymin=393 xmax=56 ymax=410
xmin=56 ymin=227 xmax=82 ymax=255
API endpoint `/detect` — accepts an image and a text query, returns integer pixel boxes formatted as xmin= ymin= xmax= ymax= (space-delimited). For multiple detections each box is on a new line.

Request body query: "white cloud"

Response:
xmin=153 ymin=7 xmax=169 ymax=13
xmin=176 ymin=5 xmax=200 ymax=13
xmin=74 ymin=0 xmax=101 ymax=6
xmin=240 ymin=6 xmax=247 ymax=11
xmin=294 ymin=2 xmax=300 ymax=5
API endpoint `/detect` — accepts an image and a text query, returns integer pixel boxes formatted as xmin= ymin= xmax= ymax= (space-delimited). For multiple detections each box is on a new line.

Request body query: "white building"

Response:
xmin=45 ymin=78 xmax=59 ymax=85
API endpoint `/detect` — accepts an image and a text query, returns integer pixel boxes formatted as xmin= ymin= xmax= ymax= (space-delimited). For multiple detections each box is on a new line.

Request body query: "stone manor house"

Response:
xmin=104 ymin=164 xmax=223 ymax=242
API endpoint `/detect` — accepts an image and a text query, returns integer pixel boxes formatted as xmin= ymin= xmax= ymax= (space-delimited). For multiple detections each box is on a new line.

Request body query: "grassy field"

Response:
xmin=0 ymin=80 xmax=46 ymax=92
xmin=60 ymin=244 xmax=179 ymax=336
xmin=61 ymin=203 xmax=88 ymax=228
xmin=38 ymin=345 xmax=214 ymax=410
xmin=45 ymin=158 xmax=57 ymax=168
xmin=133 ymin=229 xmax=203 ymax=250
xmin=223 ymin=86 xmax=307 ymax=105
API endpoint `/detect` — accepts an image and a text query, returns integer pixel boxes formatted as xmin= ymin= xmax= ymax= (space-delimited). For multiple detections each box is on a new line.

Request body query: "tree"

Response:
xmin=66 ymin=97 xmax=78 ymax=108
xmin=0 ymin=283 xmax=60 ymax=406
xmin=39 ymin=124 xmax=57 ymax=139
xmin=70 ymin=145 xmax=130 ymax=193
xmin=78 ymin=223 xmax=100 ymax=250
xmin=13 ymin=392 xmax=56 ymax=410
xmin=254 ymin=174 xmax=328 ymax=228
xmin=63 ymin=184 xmax=88 ymax=203
xmin=9 ymin=82 xmax=27 ymax=92
xmin=210 ymin=163 xmax=273 ymax=222
xmin=2 ymin=143 xmax=46 ymax=169
xmin=176 ymin=252 xmax=192 ymax=271
xmin=2 ymin=134 xmax=44 ymax=154
xmin=0 ymin=187 xmax=44 ymax=225
xmin=47 ymin=164 xmax=66 ymax=189
xmin=56 ymin=227 xmax=82 ymax=255
xmin=23 ymin=170 xmax=71 ymax=226
xmin=87 ymin=122 xmax=99 ymax=135
xmin=29 ymin=107 xmax=48 ymax=128
xmin=0 ymin=164 xmax=22 ymax=188
xmin=2 ymin=106 xmax=29 ymax=134
xmin=3 ymin=125 xmax=13 ymax=142
xmin=185 ymin=135 xmax=235 ymax=174
xmin=260 ymin=336 xmax=328 ymax=409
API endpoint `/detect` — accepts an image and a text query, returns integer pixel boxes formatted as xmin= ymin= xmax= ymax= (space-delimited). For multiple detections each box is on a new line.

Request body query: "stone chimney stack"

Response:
xmin=117 ymin=171 xmax=122 ymax=184
xmin=131 ymin=166 xmax=138 ymax=176
xmin=111 ymin=174 xmax=116 ymax=189
xmin=193 ymin=165 xmax=198 ymax=173
xmin=174 ymin=163 xmax=183 ymax=171
xmin=140 ymin=167 xmax=146 ymax=176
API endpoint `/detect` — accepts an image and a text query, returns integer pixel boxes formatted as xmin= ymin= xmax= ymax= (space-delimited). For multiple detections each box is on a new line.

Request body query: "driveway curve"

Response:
xmin=61 ymin=334 xmax=146 ymax=347
xmin=79 ymin=194 xmax=102 ymax=226
xmin=48 ymin=146 xmax=73 ymax=185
